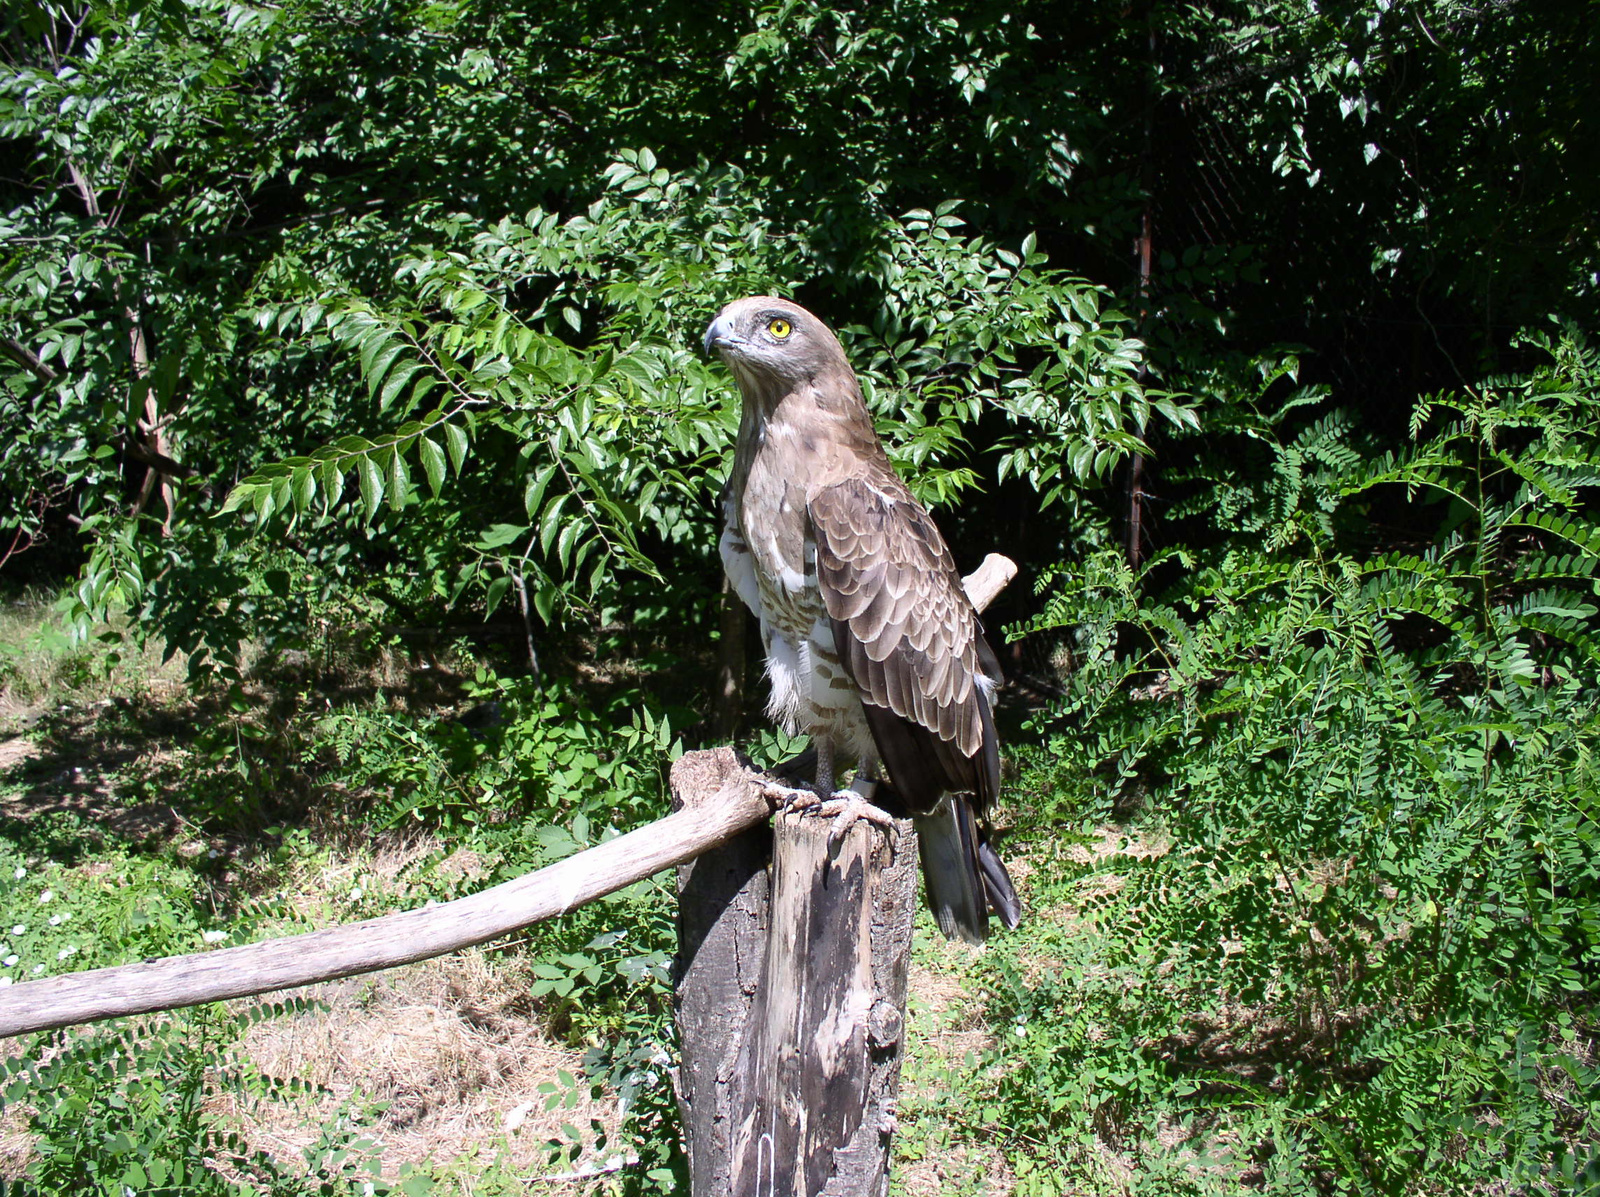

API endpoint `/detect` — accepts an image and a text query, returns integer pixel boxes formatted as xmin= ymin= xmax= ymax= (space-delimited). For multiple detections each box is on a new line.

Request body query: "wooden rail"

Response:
xmin=0 ymin=777 xmax=770 ymax=1039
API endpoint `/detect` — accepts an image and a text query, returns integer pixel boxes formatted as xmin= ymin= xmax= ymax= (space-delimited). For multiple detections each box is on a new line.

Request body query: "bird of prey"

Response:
xmin=704 ymin=296 xmax=1021 ymax=943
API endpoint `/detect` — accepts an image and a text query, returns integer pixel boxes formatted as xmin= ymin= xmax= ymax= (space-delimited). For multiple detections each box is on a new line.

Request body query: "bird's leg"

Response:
xmin=814 ymin=734 xmax=835 ymax=796
xmin=761 ymin=740 xmax=896 ymax=843
xmin=816 ymin=753 xmax=897 ymax=845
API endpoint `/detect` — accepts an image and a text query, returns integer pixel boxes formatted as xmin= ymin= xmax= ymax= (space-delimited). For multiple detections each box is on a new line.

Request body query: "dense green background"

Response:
xmin=2 ymin=1 xmax=1598 ymax=1193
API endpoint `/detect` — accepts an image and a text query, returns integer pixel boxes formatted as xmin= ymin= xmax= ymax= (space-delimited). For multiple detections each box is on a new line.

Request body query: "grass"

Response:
xmin=895 ymin=928 xmax=1019 ymax=1196
xmin=0 ymin=598 xmax=675 ymax=1195
xmin=0 ymin=591 xmax=191 ymax=719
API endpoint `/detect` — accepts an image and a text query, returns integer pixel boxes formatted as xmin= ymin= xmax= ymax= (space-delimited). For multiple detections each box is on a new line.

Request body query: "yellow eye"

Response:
xmin=767 ymin=317 xmax=792 ymax=339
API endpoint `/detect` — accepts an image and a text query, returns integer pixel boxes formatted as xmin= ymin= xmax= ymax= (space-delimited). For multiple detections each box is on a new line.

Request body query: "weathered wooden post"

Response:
xmin=674 ymin=750 xmax=916 ymax=1196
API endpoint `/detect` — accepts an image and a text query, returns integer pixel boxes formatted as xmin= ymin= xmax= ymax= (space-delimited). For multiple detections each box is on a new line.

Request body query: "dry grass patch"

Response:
xmin=0 ymin=1094 xmax=30 ymax=1180
xmin=896 ymin=930 xmax=1011 ymax=1196
xmin=0 ymin=736 xmax=37 ymax=776
xmin=224 ymin=949 xmax=620 ymax=1188
xmin=895 ymin=1140 xmax=1019 ymax=1197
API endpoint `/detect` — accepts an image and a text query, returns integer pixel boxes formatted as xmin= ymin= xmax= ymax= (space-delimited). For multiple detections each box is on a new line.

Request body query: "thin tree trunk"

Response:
xmin=1125 ymin=2 xmax=1159 ymax=572
xmin=511 ymin=570 xmax=544 ymax=682
xmin=65 ymin=159 xmax=178 ymax=531
xmin=716 ymin=575 xmax=747 ymax=740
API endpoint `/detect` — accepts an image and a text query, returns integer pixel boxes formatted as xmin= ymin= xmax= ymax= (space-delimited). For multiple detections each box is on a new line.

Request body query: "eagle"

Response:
xmin=704 ymin=296 xmax=1021 ymax=943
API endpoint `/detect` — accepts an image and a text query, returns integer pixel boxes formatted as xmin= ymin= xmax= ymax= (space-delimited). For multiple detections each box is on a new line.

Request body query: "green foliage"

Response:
xmin=1 ymin=1004 xmax=432 ymax=1197
xmin=0 ymin=837 xmax=244 ymax=982
xmin=203 ymin=176 xmax=1171 ymax=668
xmin=4 ymin=1 xmax=1598 ymax=1191
xmin=316 ymin=665 xmax=681 ymax=835
xmin=5 ymin=0 xmax=1195 ymax=677
xmin=6 ymin=0 xmax=1591 ymax=626
xmin=538 ymin=913 xmax=686 ymax=1192
xmin=965 ymin=334 xmax=1600 ymax=1192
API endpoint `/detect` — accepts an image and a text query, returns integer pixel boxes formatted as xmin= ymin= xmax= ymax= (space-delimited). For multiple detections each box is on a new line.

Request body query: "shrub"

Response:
xmin=980 ymin=332 xmax=1600 ymax=1193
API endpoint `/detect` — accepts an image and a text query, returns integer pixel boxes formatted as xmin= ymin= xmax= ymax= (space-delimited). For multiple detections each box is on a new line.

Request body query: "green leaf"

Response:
xmin=485 ymin=575 xmax=511 ymax=618
xmin=417 ymin=436 xmax=446 ymax=497
xmin=525 ymin=463 xmax=558 ymax=521
xmin=219 ymin=482 xmax=257 ymax=516
xmin=556 ymin=519 xmax=582 ymax=571
xmin=380 ymin=361 xmax=423 ymax=412
xmin=533 ymin=582 xmax=557 ymax=624
xmin=320 ymin=459 xmax=346 ymax=510
xmin=539 ymin=493 xmax=570 ymax=553
xmin=366 ymin=343 xmax=407 ymax=399
xmin=444 ymin=422 xmax=470 ymax=476
xmin=477 ymin=523 xmax=529 ymax=550
xmin=357 ymin=454 xmax=384 ymax=521
xmin=388 ymin=447 xmax=410 ymax=510
xmin=291 ymin=467 xmax=315 ymax=514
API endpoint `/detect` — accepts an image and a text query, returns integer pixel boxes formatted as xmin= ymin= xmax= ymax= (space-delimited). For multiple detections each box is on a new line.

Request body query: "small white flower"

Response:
xmin=202 ymin=930 xmax=229 ymax=944
xmin=208 ymin=849 xmax=220 ymax=859
xmin=349 ymin=886 xmax=363 ymax=900
xmin=3 ymin=955 xmax=16 ymax=967
xmin=57 ymin=946 xmax=76 ymax=960
xmin=31 ymin=964 xmax=43 ymax=974
xmin=49 ymin=915 xmax=61 ymax=926
xmin=0 ymin=977 xmax=11 ymax=987
xmin=37 ymin=891 xmax=52 ymax=904
xmin=12 ymin=867 xmax=24 ymax=880
xmin=11 ymin=925 xmax=25 ymax=935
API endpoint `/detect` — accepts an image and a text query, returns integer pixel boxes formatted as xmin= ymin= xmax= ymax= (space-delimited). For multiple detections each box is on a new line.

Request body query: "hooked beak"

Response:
xmin=703 ymin=313 xmax=740 ymax=356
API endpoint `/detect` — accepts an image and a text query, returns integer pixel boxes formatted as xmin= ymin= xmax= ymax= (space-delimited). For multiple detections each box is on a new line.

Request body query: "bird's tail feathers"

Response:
xmin=978 ymin=837 xmax=1022 ymax=930
xmin=914 ymin=795 xmax=1023 ymax=943
xmin=915 ymin=796 xmax=989 ymax=945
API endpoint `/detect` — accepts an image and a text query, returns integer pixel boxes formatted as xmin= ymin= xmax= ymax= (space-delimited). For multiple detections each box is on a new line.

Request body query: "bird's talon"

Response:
xmin=816 ymin=792 xmax=898 ymax=846
xmin=761 ymin=779 xmax=822 ymax=814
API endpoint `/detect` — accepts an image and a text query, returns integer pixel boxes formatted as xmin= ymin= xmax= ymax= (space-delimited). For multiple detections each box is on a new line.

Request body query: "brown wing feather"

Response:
xmin=809 ymin=475 xmax=1001 ymax=816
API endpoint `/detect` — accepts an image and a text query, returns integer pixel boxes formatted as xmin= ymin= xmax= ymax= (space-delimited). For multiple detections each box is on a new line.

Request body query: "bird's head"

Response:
xmin=703 ymin=297 xmax=850 ymax=401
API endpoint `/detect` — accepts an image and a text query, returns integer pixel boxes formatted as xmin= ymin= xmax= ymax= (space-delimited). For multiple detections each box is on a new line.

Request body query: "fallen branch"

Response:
xmin=0 ymin=555 xmax=1017 ymax=1041
xmin=0 ymin=775 xmax=770 ymax=1040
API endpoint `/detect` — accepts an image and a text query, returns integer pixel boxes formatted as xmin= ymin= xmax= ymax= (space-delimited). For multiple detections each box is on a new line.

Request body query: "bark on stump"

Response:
xmin=673 ymin=748 xmax=917 ymax=1197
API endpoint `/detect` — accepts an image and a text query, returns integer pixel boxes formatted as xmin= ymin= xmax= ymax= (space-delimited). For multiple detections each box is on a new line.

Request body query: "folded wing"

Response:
xmin=807 ymin=476 xmax=1001 ymax=815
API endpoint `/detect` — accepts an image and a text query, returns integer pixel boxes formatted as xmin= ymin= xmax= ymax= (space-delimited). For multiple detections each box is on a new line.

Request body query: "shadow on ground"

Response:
xmin=0 ymin=649 xmax=473 ymax=871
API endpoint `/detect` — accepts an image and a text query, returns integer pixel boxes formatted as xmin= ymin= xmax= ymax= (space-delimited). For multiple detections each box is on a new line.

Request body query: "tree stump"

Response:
xmin=673 ymin=748 xmax=918 ymax=1197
